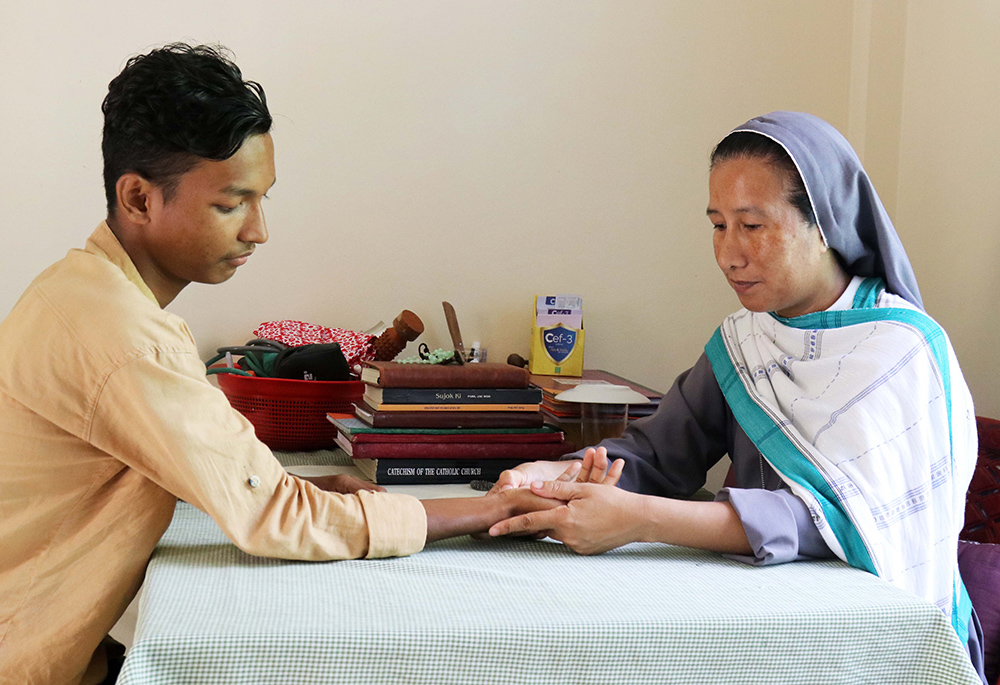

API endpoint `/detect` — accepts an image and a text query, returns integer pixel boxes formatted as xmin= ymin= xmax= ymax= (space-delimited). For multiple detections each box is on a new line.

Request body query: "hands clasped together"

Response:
xmin=486 ymin=447 xmax=645 ymax=555
xmin=303 ymin=448 xmax=730 ymax=556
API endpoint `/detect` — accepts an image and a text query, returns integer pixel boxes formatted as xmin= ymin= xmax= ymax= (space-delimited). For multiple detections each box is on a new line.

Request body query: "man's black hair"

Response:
xmin=710 ymin=131 xmax=817 ymax=227
xmin=102 ymin=43 xmax=272 ymax=215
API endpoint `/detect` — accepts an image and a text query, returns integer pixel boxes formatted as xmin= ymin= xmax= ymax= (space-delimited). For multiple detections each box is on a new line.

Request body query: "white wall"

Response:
xmin=894 ymin=1 xmax=1000 ymax=422
xmin=0 ymin=0 xmax=854 ymax=367
xmin=3 ymin=1 xmax=995 ymax=489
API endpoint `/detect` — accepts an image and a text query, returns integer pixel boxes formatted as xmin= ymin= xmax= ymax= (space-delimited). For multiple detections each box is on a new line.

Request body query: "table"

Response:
xmin=118 ymin=451 xmax=980 ymax=685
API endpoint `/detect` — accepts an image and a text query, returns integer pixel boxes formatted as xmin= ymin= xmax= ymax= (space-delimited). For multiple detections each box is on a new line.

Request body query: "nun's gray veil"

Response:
xmin=727 ymin=111 xmax=923 ymax=310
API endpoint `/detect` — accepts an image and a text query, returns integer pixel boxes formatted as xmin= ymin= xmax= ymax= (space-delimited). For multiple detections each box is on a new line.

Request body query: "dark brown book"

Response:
xmin=354 ymin=403 xmax=545 ymax=429
xmin=361 ymin=361 xmax=530 ymax=389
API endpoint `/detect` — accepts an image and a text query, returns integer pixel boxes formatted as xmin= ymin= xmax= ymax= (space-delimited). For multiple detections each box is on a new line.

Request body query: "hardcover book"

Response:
xmin=335 ymin=432 xmax=572 ymax=461
xmin=328 ymin=415 xmax=557 ymax=437
xmin=354 ymin=404 xmax=546 ymax=429
xmin=328 ymin=416 xmax=563 ymax=443
xmin=363 ymin=386 xmax=542 ymax=405
xmin=360 ymin=361 xmax=530 ymax=389
xmin=362 ymin=402 xmax=540 ymax=413
xmin=352 ymin=457 xmax=525 ymax=485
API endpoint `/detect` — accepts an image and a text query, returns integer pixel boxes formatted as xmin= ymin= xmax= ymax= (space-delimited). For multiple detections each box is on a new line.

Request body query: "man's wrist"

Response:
xmin=423 ymin=494 xmax=510 ymax=542
xmin=491 ymin=489 xmax=517 ymax=525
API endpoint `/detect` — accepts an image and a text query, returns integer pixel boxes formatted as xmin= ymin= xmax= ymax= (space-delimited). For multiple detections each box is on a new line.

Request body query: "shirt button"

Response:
xmin=248 ymin=475 xmax=261 ymax=488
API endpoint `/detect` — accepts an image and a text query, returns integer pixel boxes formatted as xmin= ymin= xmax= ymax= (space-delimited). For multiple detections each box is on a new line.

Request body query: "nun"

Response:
xmin=490 ymin=111 xmax=985 ymax=681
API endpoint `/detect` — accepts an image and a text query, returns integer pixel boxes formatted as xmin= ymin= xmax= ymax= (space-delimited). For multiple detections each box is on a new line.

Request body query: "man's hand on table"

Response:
xmin=301 ymin=474 xmax=386 ymax=494
xmin=421 ymin=484 xmax=567 ymax=543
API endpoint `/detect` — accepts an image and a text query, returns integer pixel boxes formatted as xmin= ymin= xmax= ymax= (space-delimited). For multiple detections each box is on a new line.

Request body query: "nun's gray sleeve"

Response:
xmin=563 ymin=352 xmax=729 ymax=498
xmin=563 ymin=351 xmax=833 ymax=565
xmin=715 ymin=487 xmax=834 ymax=565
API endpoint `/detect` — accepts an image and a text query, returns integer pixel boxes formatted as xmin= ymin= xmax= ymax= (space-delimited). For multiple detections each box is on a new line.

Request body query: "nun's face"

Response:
xmin=708 ymin=156 xmax=847 ymax=317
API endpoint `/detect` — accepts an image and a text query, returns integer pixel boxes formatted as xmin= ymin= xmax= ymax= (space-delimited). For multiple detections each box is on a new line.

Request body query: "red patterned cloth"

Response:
xmin=253 ymin=321 xmax=375 ymax=368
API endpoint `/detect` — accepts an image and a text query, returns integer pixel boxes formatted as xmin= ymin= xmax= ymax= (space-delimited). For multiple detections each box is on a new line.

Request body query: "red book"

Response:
xmin=335 ymin=432 xmax=573 ymax=461
xmin=344 ymin=432 xmax=564 ymax=445
xmin=361 ymin=361 xmax=529 ymax=389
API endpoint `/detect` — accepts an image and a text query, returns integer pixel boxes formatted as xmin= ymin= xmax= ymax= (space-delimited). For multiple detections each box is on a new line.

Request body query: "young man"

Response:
xmin=0 ymin=44 xmax=559 ymax=685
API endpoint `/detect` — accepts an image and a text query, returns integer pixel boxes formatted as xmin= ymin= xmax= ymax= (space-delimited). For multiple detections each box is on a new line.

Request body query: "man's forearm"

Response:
xmin=421 ymin=496 xmax=507 ymax=542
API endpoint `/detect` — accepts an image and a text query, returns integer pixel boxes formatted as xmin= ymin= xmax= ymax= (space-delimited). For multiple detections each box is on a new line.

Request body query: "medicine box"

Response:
xmin=528 ymin=295 xmax=585 ymax=376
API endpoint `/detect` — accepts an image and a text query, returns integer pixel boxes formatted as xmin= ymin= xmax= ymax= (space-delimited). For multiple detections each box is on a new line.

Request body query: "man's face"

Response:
xmin=145 ymin=133 xmax=275 ymax=297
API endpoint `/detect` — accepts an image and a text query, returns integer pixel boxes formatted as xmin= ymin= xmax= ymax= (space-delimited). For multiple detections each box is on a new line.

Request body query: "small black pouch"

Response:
xmin=273 ymin=343 xmax=352 ymax=381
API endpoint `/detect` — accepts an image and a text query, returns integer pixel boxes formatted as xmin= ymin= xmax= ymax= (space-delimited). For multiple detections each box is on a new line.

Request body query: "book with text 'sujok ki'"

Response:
xmin=363 ymin=384 xmax=542 ymax=407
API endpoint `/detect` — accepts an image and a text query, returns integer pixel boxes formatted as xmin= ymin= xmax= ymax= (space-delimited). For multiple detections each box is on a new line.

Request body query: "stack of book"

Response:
xmin=327 ymin=361 xmax=573 ymax=484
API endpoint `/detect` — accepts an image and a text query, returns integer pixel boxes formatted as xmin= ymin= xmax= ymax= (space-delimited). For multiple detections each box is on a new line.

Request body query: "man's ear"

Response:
xmin=115 ymin=173 xmax=157 ymax=225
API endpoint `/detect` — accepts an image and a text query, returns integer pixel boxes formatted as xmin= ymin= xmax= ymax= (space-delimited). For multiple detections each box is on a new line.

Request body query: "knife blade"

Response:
xmin=441 ymin=301 xmax=466 ymax=361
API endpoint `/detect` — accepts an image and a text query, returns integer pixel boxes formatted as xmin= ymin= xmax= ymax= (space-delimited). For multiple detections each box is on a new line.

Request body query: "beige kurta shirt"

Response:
xmin=0 ymin=223 xmax=427 ymax=684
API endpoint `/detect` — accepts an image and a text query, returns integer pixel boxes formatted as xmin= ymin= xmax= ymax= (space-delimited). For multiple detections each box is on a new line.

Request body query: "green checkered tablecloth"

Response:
xmin=119 ymin=453 xmax=980 ymax=685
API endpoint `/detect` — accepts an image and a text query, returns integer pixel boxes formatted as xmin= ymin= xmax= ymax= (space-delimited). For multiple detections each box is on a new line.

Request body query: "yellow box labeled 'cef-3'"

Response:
xmin=528 ymin=295 xmax=584 ymax=377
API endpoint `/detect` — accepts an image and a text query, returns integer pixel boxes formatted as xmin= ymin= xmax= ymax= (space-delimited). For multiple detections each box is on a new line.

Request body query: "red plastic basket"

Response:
xmin=216 ymin=373 xmax=364 ymax=451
